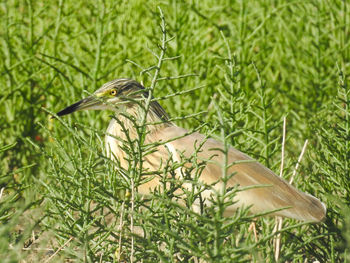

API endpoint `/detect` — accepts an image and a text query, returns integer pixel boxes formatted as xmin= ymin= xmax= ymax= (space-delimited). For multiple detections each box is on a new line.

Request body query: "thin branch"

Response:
xmin=290 ymin=140 xmax=309 ymax=185
xmin=117 ymin=201 xmax=125 ymax=263
xmin=129 ymin=9 xmax=169 ymax=262
xmin=279 ymin=117 xmax=287 ymax=178
xmin=130 ymin=179 xmax=135 ymax=263
xmin=44 ymin=236 xmax=73 ymax=263
xmin=274 ymin=135 xmax=309 ymax=261
xmin=156 ymin=73 xmax=197 ymax=81
xmin=125 ymin=59 xmax=153 ymax=77
xmin=274 ymin=116 xmax=286 ymax=262
xmin=0 ymin=187 xmax=5 ymax=200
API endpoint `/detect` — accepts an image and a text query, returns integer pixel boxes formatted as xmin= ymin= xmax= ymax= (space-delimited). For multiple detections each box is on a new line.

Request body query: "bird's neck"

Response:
xmin=118 ymin=104 xmax=170 ymax=134
xmin=105 ymin=103 xmax=172 ymax=161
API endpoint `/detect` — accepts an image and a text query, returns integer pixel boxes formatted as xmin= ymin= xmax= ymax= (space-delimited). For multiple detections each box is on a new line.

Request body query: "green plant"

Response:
xmin=1 ymin=0 xmax=349 ymax=262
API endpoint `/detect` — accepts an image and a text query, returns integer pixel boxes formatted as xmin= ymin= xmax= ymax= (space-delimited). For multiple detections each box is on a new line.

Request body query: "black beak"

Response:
xmin=53 ymin=96 xmax=99 ymax=119
xmin=56 ymin=99 xmax=85 ymax=117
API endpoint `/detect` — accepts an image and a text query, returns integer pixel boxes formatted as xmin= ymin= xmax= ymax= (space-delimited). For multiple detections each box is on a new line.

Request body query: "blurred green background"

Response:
xmin=1 ymin=0 xmax=349 ymax=262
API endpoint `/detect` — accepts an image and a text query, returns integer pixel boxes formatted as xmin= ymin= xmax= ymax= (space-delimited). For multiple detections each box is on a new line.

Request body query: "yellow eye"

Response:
xmin=110 ymin=89 xmax=117 ymax=96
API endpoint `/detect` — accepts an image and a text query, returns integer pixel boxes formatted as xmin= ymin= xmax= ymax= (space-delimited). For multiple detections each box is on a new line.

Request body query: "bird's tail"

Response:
xmin=275 ymin=190 xmax=326 ymax=222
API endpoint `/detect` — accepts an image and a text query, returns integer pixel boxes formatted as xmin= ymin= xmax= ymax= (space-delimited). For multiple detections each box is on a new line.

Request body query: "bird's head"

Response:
xmin=56 ymin=79 xmax=149 ymax=116
xmin=55 ymin=78 xmax=169 ymax=121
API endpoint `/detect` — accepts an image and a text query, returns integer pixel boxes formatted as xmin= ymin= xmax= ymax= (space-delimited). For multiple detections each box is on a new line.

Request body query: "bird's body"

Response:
xmin=56 ymin=78 xmax=326 ymax=222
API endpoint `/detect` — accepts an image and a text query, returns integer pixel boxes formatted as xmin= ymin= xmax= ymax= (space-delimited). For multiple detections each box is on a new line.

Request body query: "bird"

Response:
xmin=55 ymin=78 xmax=326 ymax=222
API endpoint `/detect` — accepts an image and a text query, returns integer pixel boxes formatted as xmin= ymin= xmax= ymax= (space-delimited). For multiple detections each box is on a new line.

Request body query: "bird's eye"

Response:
xmin=110 ymin=89 xmax=117 ymax=96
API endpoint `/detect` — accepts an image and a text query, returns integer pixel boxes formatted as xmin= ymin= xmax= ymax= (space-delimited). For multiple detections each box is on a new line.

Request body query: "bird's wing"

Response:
xmin=152 ymin=125 xmax=326 ymax=222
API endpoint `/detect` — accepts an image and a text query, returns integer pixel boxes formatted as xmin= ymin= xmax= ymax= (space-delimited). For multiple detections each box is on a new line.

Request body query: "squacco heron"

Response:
xmin=56 ymin=78 xmax=326 ymax=222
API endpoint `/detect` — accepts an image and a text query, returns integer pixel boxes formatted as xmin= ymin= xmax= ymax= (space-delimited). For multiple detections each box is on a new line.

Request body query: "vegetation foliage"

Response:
xmin=0 ymin=0 xmax=349 ymax=262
